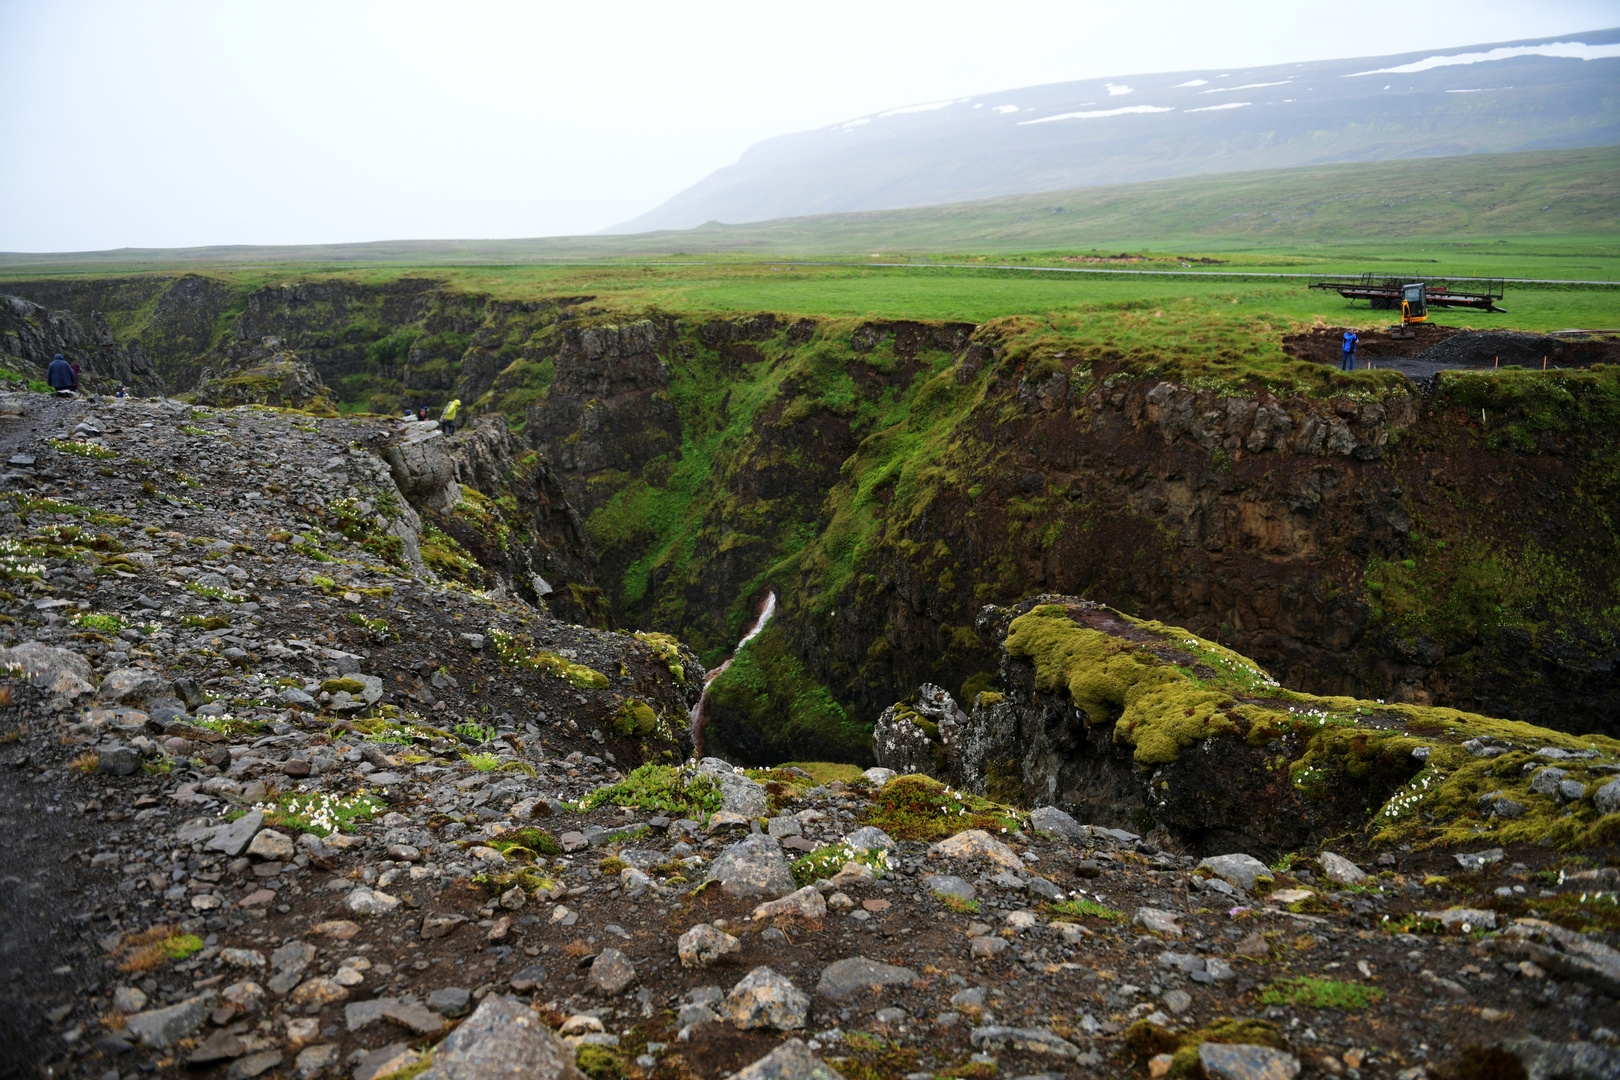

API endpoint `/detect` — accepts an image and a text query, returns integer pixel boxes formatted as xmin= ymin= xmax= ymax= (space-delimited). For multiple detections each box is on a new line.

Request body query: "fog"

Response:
xmin=0 ymin=0 xmax=1611 ymax=250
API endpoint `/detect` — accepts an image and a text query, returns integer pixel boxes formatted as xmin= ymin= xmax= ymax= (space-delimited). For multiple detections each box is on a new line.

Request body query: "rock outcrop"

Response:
xmin=0 ymin=293 xmax=165 ymax=395
xmin=191 ymin=339 xmax=332 ymax=412
xmin=882 ymin=594 xmax=1620 ymax=855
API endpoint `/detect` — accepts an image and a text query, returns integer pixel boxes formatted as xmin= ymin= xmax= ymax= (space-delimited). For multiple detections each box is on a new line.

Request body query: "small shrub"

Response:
xmin=579 ymin=763 xmax=722 ymax=819
xmin=455 ymin=720 xmax=496 ymax=744
xmin=243 ymin=790 xmax=386 ymax=836
xmin=864 ymin=774 xmax=1024 ymax=841
xmin=1047 ymin=897 xmax=1125 ymax=922
xmin=790 ymin=841 xmax=891 ymax=887
xmin=116 ymin=927 xmax=204 ymax=971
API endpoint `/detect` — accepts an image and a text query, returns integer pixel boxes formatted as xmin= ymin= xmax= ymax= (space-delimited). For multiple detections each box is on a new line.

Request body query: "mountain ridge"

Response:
xmin=605 ymin=27 xmax=1620 ymax=233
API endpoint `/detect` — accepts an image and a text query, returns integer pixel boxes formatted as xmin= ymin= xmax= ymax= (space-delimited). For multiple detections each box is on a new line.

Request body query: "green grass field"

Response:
xmin=2 ymin=146 xmax=1616 ymax=334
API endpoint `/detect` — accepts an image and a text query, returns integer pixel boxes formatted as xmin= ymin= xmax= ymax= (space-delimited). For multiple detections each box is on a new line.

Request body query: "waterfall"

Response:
xmin=689 ymin=590 xmax=777 ymax=757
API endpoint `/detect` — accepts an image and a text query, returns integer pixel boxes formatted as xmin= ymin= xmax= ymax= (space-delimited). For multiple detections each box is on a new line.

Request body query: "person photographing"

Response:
xmin=440 ymin=398 xmax=461 ymax=436
xmin=1340 ymin=328 xmax=1360 ymax=372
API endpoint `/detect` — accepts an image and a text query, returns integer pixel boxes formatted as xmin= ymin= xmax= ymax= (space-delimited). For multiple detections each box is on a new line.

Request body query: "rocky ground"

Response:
xmin=0 ymin=389 xmax=1617 ymax=1080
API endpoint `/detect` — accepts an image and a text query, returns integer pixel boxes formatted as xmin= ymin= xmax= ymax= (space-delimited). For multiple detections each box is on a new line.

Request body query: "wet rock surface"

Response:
xmin=0 ymin=390 xmax=1615 ymax=1079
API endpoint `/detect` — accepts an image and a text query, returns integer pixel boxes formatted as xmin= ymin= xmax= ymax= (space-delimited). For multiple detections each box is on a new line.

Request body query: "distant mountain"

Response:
xmin=606 ymin=29 xmax=1620 ymax=234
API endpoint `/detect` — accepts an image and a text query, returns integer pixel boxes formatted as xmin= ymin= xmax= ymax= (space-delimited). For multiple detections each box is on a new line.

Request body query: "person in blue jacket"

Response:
xmin=1341 ymin=329 xmax=1360 ymax=372
xmin=46 ymin=353 xmax=77 ymax=391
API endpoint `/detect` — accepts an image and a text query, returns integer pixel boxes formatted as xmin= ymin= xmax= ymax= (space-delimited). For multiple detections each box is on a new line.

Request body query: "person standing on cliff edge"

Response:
xmin=440 ymin=398 xmax=461 ymax=436
xmin=1340 ymin=328 xmax=1359 ymax=372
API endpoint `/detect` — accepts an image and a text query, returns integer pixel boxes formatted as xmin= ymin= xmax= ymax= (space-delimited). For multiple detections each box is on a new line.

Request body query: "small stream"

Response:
xmin=689 ymin=590 xmax=776 ymax=757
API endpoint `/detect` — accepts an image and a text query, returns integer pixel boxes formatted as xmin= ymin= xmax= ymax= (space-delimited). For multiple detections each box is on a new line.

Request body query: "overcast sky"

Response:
xmin=1 ymin=0 xmax=1614 ymax=252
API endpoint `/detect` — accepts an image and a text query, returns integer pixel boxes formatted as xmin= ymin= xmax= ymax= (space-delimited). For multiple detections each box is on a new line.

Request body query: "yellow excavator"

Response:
xmin=1390 ymin=282 xmax=1428 ymax=339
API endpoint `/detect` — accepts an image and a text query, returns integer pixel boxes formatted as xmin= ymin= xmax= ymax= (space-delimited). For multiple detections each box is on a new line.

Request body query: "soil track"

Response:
xmin=1283 ymin=327 xmax=1620 ymax=383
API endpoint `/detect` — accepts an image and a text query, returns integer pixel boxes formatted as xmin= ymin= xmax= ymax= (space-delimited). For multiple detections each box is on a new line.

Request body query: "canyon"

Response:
xmin=2 ymin=273 xmax=1616 ymax=767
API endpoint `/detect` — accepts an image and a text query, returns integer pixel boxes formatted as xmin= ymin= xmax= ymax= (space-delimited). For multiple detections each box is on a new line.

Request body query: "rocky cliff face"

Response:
xmin=0 ymin=293 xmax=165 ymax=395
xmin=873 ymin=594 xmax=1620 ymax=857
xmin=3 ymin=272 xmax=1614 ymax=760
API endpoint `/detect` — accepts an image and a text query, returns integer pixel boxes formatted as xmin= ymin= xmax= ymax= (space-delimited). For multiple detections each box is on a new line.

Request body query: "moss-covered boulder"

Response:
xmin=907 ymin=594 xmax=1620 ymax=855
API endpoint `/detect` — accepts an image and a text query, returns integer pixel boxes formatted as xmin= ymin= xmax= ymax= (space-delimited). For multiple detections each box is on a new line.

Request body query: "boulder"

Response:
xmin=101 ymin=669 xmax=180 ymax=706
xmin=588 ymin=949 xmax=637 ymax=996
xmin=1198 ymin=1042 xmax=1301 ymax=1080
xmin=724 ymin=967 xmax=809 ymax=1031
xmin=926 ymin=830 xmax=1023 ymax=874
xmin=247 ymin=830 xmax=295 ymax=861
xmin=207 ymin=811 xmax=264 ymax=857
xmin=733 ymin=1039 xmax=848 ymax=1080
xmin=843 ymin=826 xmax=895 ymax=854
xmin=1596 ymin=778 xmax=1620 ymax=817
xmin=969 ymin=1026 xmax=1081 ymax=1057
xmin=98 ymin=744 xmax=139 ymax=776
xmin=0 ymin=640 xmax=91 ymax=682
xmin=416 ymin=995 xmax=585 ymax=1080
xmin=1199 ymin=854 xmax=1274 ymax=892
xmin=382 ymin=428 xmax=460 ymax=514
xmin=924 ymin=875 xmax=975 ymax=902
xmin=751 ymin=886 xmax=827 ymax=921
xmin=815 ymin=957 xmax=918 ymax=1001
xmin=124 ymin=991 xmax=218 ymax=1047
xmin=695 ymin=758 xmax=769 ymax=817
xmin=872 ymin=684 xmax=967 ymax=779
xmin=1316 ymin=851 xmax=1367 ymax=886
xmin=705 ymin=834 xmax=794 ymax=898
xmin=678 ymin=924 xmax=741 ymax=968
xmin=1030 ymin=805 xmax=1089 ymax=843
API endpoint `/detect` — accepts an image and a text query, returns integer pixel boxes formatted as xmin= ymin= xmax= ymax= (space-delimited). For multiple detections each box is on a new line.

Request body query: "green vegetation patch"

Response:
xmin=242 ymin=790 xmax=387 ymax=836
xmin=1047 ymin=897 xmax=1125 ymax=922
xmin=864 ymin=774 xmax=1024 ymax=841
xmin=578 ymin=763 xmax=722 ymax=819
xmin=705 ymin=622 xmax=871 ymax=764
xmin=612 ymin=698 xmax=663 ymax=738
xmin=790 ymin=841 xmax=892 ymax=887
xmin=1259 ymin=977 xmax=1386 ymax=1010
xmin=632 ymin=631 xmax=686 ymax=684
xmin=419 ymin=524 xmax=482 ymax=583
xmin=487 ymin=629 xmax=610 ymax=690
xmin=47 ymin=438 xmax=117 ymax=459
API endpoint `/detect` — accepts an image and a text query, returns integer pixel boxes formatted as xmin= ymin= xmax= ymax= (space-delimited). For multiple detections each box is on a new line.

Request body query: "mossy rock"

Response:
xmin=996 ymin=599 xmax=1620 ymax=851
xmin=321 ymin=678 xmax=365 ymax=695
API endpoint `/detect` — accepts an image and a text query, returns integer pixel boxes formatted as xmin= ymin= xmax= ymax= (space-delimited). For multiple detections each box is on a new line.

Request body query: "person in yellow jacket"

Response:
xmin=440 ymin=398 xmax=461 ymax=436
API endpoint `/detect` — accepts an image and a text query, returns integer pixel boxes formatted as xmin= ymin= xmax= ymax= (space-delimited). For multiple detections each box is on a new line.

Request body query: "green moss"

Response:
xmin=1047 ymin=897 xmax=1125 ymax=921
xmin=321 ymin=678 xmax=364 ymax=695
xmin=1260 ymin=977 xmax=1386 ymax=1009
xmin=632 ymin=630 xmax=686 ymax=683
xmin=790 ymin=842 xmax=892 ymax=886
xmin=488 ymin=629 xmax=610 ymax=689
xmin=612 ymin=699 xmax=660 ymax=738
xmin=999 ymin=600 xmax=1620 ymax=850
xmin=1124 ymin=1018 xmax=1288 ymax=1079
xmin=864 ymin=774 xmax=1024 ymax=840
xmin=580 ymin=764 xmax=722 ymax=818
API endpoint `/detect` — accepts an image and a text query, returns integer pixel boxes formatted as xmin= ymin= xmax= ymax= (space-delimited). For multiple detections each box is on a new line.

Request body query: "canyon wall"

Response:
xmin=4 ymin=273 xmax=1615 ymax=758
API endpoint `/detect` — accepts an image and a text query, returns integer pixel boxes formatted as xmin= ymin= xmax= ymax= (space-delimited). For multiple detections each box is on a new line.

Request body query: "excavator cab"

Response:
xmin=1401 ymin=282 xmax=1428 ymax=324
xmin=1393 ymin=282 xmax=1428 ymax=338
